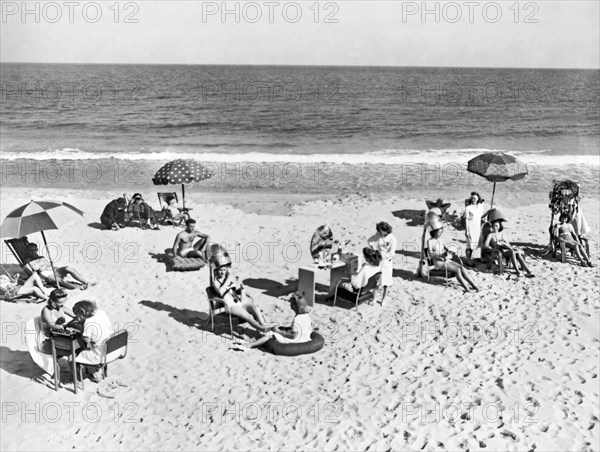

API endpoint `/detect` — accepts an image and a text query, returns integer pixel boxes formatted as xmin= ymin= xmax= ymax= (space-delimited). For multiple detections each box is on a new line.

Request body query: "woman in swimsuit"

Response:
xmin=211 ymin=263 xmax=269 ymax=332
xmin=484 ymin=217 xmax=535 ymax=278
xmin=557 ymin=213 xmax=593 ymax=267
xmin=427 ymin=223 xmax=479 ymax=293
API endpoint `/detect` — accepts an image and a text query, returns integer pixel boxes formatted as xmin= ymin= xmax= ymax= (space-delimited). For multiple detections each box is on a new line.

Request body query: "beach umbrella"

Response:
xmin=467 ymin=152 xmax=528 ymax=209
xmin=1 ymin=201 xmax=85 ymax=288
xmin=152 ymin=159 xmax=214 ymax=210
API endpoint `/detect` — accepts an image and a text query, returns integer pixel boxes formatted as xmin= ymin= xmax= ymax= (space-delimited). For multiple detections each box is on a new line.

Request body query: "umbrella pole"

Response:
xmin=181 ymin=184 xmax=186 ymax=210
xmin=41 ymin=231 xmax=60 ymax=289
xmin=490 ymin=182 xmax=497 ymax=209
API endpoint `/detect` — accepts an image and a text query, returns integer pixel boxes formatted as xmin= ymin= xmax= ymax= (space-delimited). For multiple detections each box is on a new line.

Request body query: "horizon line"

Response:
xmin=1 ymin=61 xmax=599 ymax=71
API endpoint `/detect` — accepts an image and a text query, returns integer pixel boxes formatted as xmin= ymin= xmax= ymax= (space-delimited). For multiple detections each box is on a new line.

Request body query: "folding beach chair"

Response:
xmin=4 ymin=237 xmax=36 ymax=275
xmin=157 ymin=192 xmax=189 ymax=226
xmin=76 ymin=330 xmax=129 ymax=390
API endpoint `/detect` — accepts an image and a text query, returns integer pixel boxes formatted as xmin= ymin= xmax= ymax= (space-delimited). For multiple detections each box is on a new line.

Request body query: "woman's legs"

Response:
xmin=514 ymin=253 xmax=534 ymax=276
xmin=379 ymin=286 xmax=388 ymax=305
xmin=23 ymin=273 xmax=51 ymax=296
xmin=61 ymin=267 xmax=90 ymax=288
xmin=17 ymin=286 xmax=48 ymax=300
xmin=228 ymin=304 xmax=267 ymax=331
xmin=444 ymin=261 xmax=470 ymax=292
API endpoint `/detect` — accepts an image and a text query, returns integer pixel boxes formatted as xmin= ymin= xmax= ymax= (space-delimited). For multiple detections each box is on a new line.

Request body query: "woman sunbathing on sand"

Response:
xmin=0 ymin=272 xmax=51 ymax=302
xmin=211 ymin=262 xmax=269 ymax=332
xmin=484 ymin=212 xmax=535 ymax=278
xmin=231 ymin=292 xmax=312 ymax=351
xmin=427 ymin=219 xmax=479 ymax=293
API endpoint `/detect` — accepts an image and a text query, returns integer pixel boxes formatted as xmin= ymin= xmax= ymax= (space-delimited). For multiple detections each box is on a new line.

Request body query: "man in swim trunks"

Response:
xmin=172 ymin=219 xmax=210 ymax=259
xmin=25 ymin=243 xmax=92 ymax=290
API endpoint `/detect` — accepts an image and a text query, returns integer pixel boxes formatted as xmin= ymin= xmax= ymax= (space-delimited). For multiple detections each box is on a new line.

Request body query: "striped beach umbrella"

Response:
xmin=467 ymin=152 xmax=528 ymax=209
xmin=152 ymin=159 xmax=214 ymax=209
xmin=1 ymin=201 xmax=84 ymax=287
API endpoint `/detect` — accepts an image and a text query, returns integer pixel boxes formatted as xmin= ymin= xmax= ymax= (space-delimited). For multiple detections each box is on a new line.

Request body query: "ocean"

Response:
xmin=1 ymin=63 xmax=599 ymax=196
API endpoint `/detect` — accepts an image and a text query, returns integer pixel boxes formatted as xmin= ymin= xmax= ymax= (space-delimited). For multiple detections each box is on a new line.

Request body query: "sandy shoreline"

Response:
xmin=1 ymin=187 xmax=599 ymax=451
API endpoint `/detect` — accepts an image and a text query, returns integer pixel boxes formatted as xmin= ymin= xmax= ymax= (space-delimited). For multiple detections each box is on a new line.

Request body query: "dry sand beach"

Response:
xmin=1 ymin=187 xmax=598 ymax=451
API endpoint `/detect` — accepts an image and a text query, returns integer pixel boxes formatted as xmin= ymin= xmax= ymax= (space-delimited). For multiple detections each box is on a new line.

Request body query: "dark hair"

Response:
xmin=186 ymin=218 xmax=196 ymax=226
xmin=132 ymin=193 xmax=142 ymax=200
xmin=363 ymin=247 xmax=382 ymax=266
xmin=72 ymin=300 xmax=97 ymax=318
xmin=492 ymin=219 xmax=504 ymax=232
xmin=559 ymin=213 xmax=570 ymax=222
xmin=376 ymin=222 xmax=392 ymax=234
xmin=49 ymin=289 xmax=67 ymax=301
xmin=429 ymin=229 xmax=443 ymax=238
xmin=166 ymin=195 xmax=175 ymax=203
xmin=116 ymin=197 xmax=126 ymax=206
xmin=470 ymin=192 xmax=484 ymax=203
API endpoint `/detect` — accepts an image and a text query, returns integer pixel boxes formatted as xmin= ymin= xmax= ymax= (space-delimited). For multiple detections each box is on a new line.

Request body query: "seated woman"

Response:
xmin=0 ymin=272 xmax=50 ymax=302
xmin=211 ymin=262 xmax=269 ymax=332
xmin=25 ymin=243 xmax=92 ymax=290
xmin=73 ymin=300 xmax=114 ymax=383
xmin=231 ymin=292 xmax=311 ymax=351
xmin=427 ymin=219 xmax=480 ymax=293
xmin=128 ymin=193 xmax=159 ymax=230
xmin=338 ymin=247 xmax=383 ymax=305
xmin=557 ymin=213 xmax=593 ymax=267
xmin=39 ymin=289 xmax=75 ymax=353
xmin=162 ymin=195 xmax=189 ymax=226
xmin=484 ymin=212 xmax=535 ymax=278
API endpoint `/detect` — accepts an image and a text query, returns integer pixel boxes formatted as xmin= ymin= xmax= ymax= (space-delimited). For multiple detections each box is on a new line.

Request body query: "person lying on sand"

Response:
xmin=231 ymin=292 xmax=311 ymax=351
xmin=428 ymin=218 xmax=480 ymax=293
xmin=0 ymin=272 xmax=51 ymax=302
xmin=484 ymin=212 xmax=535 ymax=278
xmin=211 ymin=261 xmax=269 ymax=333
xmin=25 ymin=243 xmax=93 ymax=290
xmin=172 ymin=219 xmax=210 ymax=259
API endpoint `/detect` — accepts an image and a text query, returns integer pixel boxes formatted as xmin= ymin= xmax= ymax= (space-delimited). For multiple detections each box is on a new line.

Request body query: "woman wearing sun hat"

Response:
xmin=484 ymin=210 xmax=535 ymax=278
xmin=427 ymin=217 xmax=479 ymax=293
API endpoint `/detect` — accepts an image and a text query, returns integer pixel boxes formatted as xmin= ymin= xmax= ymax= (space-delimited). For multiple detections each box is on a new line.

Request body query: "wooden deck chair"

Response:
xmin=157 ymin=192 xmax=187 ymax=226
xmin=422 ymin=248 xmax=456 ymax=285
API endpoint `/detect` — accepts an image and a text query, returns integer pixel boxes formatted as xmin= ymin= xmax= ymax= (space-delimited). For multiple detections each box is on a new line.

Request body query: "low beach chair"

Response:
xmin=4 ymin=237 xmax=36 ymax=276
xmin=76 ymin=330 xmax=128 ymax=390
xmin=333 ymin=272 xmax=381 ymax=311
xmin=157 ymin=192 xmax=190 ymax=227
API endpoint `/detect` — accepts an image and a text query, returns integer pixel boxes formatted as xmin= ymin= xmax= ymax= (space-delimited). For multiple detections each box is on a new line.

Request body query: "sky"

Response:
xmin=1 ymin=1 xmax=599 ymax=68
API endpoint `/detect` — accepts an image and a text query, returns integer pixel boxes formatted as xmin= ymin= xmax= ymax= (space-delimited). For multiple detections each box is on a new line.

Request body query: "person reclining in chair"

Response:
xmin=211 ymin=260 xmax=269 ymax=333
xmin=484 ymin=212 xmax=535 ymax=278
xmin=172 ymin=219 xmax=210 ymax=259
xmin=556 ymin=213 xmax=593 ymax=267
xmin=24 ymin=243 xmax=93 ymax=290
xmin=162 ymin=195 xmax=189 ymax=226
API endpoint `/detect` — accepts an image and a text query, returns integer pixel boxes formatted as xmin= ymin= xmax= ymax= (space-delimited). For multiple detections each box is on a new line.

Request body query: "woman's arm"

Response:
xmin=484 ymin=233 xmax=493 ymax=250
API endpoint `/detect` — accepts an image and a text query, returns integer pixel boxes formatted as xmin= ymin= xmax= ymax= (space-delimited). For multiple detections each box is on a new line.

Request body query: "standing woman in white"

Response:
xmin=368 ymin=221 xmax=397 ymax=306
xmin=464 ymin=192 xmax=489 ymax=267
